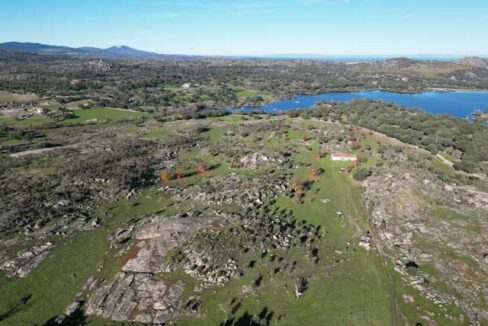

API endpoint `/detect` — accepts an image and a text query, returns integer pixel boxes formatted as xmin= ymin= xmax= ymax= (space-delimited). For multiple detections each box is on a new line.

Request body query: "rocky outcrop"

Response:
xmin=236 ymin=151 xmax=286 ymax=169
xmin=358 ymin=233 xmax=373 ymax=251
xmin=0 ymin=242 xmax=52 ymax=278
xmin=87 ymin=197 xmax=321 ymax=323
xmin=86 ymin=213 xmax=232 ymax=323
xmin=122 ymin=214 xmax=233 ymax=274
xmin=162 ymin=209 xmax=322 ymax=287
xmin=174 ymin=173 xmax=288 ymax=208
xmin=363 ymin=165 xmax=488 ymax=323
xmin=86 ymin=272 xmax=184 ymax=324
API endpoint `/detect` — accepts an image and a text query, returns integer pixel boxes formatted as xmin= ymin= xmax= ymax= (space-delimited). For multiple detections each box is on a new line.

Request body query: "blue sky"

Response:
xmin=1 ymin=0 xmax=487 ymax=55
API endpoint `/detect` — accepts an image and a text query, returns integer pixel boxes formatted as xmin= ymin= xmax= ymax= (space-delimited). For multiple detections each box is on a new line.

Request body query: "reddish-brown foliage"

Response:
xmin=196 ymin=164 xmax=210 ymax=176
xmin=159 ymin=169 xmax=171 ymax=184
xmin=351 ymin=142 xmax=362 ymax=150
xmin=290 ymin=178 xmax=304 ymax=195
xmin=309 ymin=167 xmax=320 ymax=179
xmin=175 ymin=167 xmax=185 ymax=180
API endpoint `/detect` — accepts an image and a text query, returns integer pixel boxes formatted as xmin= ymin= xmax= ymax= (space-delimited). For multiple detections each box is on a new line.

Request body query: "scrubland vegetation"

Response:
xmin=0 ymin=53 xmax=487 ymax=325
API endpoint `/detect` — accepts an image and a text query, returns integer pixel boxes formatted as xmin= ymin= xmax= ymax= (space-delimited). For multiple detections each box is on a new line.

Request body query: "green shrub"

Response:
xmin=352 ymin=167 xmax=372 ymax=181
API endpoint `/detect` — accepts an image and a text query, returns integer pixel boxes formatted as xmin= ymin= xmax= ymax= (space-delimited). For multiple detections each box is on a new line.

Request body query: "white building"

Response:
xmin=331 ymin=153 xmax=358 ymax=161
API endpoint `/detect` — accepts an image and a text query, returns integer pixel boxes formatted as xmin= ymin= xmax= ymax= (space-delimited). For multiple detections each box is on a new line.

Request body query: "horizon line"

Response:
xmin=2 ymin=41 xmax=488 ymax=58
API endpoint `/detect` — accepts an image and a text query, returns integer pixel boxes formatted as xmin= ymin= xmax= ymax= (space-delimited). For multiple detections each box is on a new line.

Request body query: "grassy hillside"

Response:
xmin=0 ymin=110 xmax=484 ymax=325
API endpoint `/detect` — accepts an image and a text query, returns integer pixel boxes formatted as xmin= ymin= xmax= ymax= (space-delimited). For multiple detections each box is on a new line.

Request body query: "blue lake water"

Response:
xmin=238 ymin=90 xmax=488 ymax=118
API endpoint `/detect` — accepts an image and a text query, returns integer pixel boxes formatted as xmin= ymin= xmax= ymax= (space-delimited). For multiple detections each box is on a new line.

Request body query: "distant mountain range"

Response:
xmin=0 ymin=42 xmax=199 ymax=60
xmin=0 ymin=42 xmax=487 ymax=62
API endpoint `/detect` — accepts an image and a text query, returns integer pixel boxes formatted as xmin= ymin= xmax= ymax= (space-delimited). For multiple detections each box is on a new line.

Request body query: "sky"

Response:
xmin=0 ymin=0 xmax=487 ymax=56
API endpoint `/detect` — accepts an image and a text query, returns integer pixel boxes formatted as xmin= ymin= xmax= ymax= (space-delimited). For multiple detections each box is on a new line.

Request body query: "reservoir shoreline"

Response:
xmin=231 ymin=88 xmax=488 ymax=118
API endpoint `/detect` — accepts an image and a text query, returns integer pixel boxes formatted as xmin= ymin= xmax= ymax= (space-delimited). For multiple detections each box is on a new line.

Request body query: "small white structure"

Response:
xmin=331 ymin=153 xmax=358 ymax=162
xmin=33 ymin=107 xmax=48 ymax=114
xmin=182 ymin=82 xmax=191 ymax=89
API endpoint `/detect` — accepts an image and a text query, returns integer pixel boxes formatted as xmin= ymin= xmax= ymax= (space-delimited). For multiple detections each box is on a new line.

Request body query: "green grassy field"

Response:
xmin=66 ymin=107 xmax=151 ymax=123
xmin=0 ymin=91 xmax=38 ymax=105
xmin=0 ymin=107 xmax=150 ymax=127
xmin=236 ymin=89 xmax=272 ymax=101
xmin=0 ymin=228 xmax=107 ymax=325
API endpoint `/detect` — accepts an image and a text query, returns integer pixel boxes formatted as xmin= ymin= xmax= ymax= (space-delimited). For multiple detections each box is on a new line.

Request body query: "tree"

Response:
xmin=309 ymin=167 xmax=321 ymax=179
xmin=196 ymin=163 xmax=210 ymax=176
xmin=175 ymin=167 xmax=184 ymax=180
xmin=288 ymin=111 xmax=299 ymax=118
xmin=453 ymin=161 xmax=476 ymax=173
xmin=352 ymin=167 xmax=372 ymax=181
xmin=357 ymin=155 xmax=367 ymax=165
xmin=48 ymin=107 xmax=76 ymax=122
xmin=159 ymin=169 xmax=171 ymax=184
xmin=290 ymin=178 xmax=304 ymax=196
xmin=351 ymin=142 xmax=361 ymax=150
xmin=279 ymin=126 xmax=287 ymax=138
